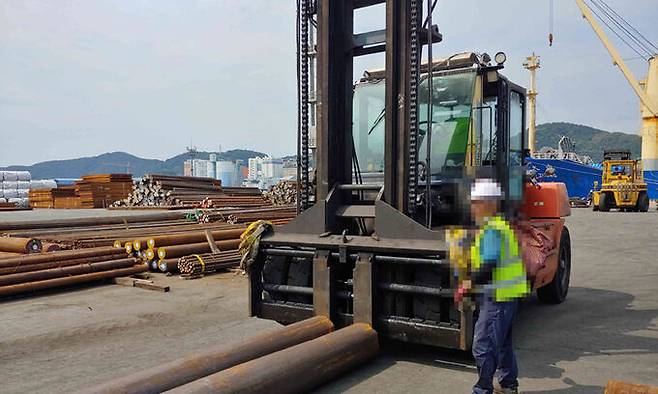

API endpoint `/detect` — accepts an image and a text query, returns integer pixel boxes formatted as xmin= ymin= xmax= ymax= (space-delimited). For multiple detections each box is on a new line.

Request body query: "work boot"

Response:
xmin=493 ymin=387 xmax=519 ymax=394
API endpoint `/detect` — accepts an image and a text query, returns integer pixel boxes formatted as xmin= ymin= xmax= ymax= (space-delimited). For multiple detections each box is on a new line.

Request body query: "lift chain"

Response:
xmin=407 ymin=0 xmax=422 ymax=215
xmin=299 ymin=0 xmax=311 ymax=210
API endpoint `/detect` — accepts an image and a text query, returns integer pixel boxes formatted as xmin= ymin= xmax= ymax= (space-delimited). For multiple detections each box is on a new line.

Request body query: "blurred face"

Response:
xmin=470 ymin=199 xmax=499 ymax=225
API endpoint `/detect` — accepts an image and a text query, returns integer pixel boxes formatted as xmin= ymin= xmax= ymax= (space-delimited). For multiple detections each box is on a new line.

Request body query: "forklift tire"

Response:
xmin=262 ymin=256 xmax=290 ymax=302
xmin=286 ymin=257 xmax=313 ymax=304
xmin=598 ymin=193 xmax=611 ymax=212
xmin=637 ymin=192 xmax=649 ymax=212
xmin=592 ymin=204 xmax=599 ymax=211
xmin=537 ymin=227 xmax=571 ymax=304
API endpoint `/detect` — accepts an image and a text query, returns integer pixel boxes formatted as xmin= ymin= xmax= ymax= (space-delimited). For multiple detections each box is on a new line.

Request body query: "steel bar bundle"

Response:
xmin=227 ymin=207 xmax=297 ymax=224
xmin=156 ymin=240 xmax=241 ymax=260
xmin=168 ymin=324 xmax=379 ymax=394
xmin=0 ymin=258 xmax=139 ymax=286
xmin=111 ymin=175 xmax=224 ymax=207
xmin=145 ymin=228 xmax=245 ymax=249
xmin=0 ymin=264 xmax=147 ymax=298
xmin=0 ymin=253 xmax=127 ymax=276
xmin=263 ymin=180 xmax=298 ymax=205
xmin=0 ymin=246 xmax=122 ymax=269
xmin=0 ymin=211 xmax=188 ymax=231
xmin=177 ymin=251 xmax=241 ymax=275
xmin=78 ymin=316 xmax=334 ymax=394
xmin=0 ymin=237 xmax=42 ymax=254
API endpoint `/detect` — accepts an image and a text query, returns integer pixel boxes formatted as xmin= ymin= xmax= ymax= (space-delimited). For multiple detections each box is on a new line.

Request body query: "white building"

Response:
xmin=248 ymin=157 xmax=283 ymax=180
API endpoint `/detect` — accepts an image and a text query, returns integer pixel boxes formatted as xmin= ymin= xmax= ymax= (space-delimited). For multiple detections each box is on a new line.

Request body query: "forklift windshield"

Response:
xmin=353 ymin=70 xmax=477 ymax=176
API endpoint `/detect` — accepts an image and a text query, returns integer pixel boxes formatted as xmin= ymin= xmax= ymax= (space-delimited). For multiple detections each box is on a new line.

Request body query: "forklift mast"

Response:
xmin=248 ymin=0 xmax=535 ymax=351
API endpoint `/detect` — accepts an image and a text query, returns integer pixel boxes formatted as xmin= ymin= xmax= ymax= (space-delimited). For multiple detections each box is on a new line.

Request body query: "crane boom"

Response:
xmin=574 ymin=0 xmax=658 ymax=116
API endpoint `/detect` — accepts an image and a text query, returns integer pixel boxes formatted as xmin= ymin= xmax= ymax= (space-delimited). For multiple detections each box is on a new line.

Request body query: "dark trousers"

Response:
xmin=472 ymin=299 xmax=519 ymax=394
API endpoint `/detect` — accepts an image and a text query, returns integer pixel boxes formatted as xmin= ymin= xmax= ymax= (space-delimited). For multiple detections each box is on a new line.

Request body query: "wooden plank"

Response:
xmin=112 ymin=276 xmax=170 ymax=292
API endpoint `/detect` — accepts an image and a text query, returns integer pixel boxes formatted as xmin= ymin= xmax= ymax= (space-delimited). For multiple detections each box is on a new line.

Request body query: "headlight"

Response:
xmin=495 ymin=52 xmax=507 ymax=65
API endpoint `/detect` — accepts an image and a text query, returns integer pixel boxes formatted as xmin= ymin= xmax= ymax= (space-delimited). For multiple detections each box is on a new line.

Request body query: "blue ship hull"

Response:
xmin=528 ymin=159 xmax=658 ymax=200
xmin=527 ymin=158 xmax=601 ymax=199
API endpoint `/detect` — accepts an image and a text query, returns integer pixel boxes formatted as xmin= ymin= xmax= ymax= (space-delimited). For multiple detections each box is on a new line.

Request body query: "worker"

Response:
xmin=455 ymin=178 xmax=530 ymax=394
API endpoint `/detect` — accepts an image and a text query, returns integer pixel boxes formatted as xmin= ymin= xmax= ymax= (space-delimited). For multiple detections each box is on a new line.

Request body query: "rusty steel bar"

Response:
xmin=0 ymin=251 xmax=22 ymax=259
xmin=157 ymin=258 xmax=178 ymax=273
xmin=146 ymin=228 xmax=246 ymax=249
xmin=0 ymin=264 xmax=147 ymax=298
xmin=0 ymin=246 xmax=123 ymax=269
xmin=0 ymin=252 xmax=128 ymax=276
xmin=156 ymin=240 xmax=241 ymax=260
xmin=0 ymin=258 xmax=138 ymax=286
xmin=78 ymin=316 xmax=334 ymax=394
xmin=0 ymin=211 xmax=188 ymax=231
xmin=41 ymin=242 xmax=62 ymax=252
xmin=168 ymin=324 xmax=379 ymax=394
xmin=0 ymin=237 xmax=42 ymax=254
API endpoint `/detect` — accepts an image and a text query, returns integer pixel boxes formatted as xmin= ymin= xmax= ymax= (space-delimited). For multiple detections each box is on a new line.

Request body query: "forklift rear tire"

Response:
xmin=592 ymin=204 xmax=599 ymax=211
xmin=598 ymin=193 xmax=611 ymax=212
xmin=537 ymin=227 xmax=571 ymax=304
xmin=637 ymin=192 xmax=649 ymax=212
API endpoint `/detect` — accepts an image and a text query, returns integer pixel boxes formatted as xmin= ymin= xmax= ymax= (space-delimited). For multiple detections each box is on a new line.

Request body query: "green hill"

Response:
xmin=0 ymin=149 xmax=267 ymax=179
xmin=535 ymin=122 xmax=640 ymax=162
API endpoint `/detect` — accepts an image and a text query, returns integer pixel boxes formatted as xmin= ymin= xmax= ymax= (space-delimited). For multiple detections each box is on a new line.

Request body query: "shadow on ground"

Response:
xmin=516 ymin=286 xmax=658 ymax=393
xmin=316 ymin=286 xmax=657 ymax=393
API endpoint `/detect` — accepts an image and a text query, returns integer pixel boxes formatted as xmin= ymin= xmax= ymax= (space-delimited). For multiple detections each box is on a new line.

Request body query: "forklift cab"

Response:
xmin=352 ymin=53 xmax=526 ymax=226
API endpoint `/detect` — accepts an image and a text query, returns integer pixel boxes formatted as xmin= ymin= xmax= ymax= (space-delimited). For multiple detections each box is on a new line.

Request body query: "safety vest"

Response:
xmin=470 ymin=216 xmax=530 ymax=302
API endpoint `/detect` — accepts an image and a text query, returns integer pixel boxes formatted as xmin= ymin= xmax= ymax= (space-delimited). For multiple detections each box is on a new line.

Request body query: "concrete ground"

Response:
xmin=0 ymin=208 xmax=657 ymax=393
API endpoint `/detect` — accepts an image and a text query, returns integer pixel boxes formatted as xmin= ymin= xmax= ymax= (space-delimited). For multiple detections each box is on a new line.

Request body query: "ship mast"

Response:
xmin=524 ymin=53 xmax=541 ymax=155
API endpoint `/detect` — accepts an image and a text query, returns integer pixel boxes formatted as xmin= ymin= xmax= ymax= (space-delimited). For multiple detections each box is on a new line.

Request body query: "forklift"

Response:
xmin=592 ymin=150 xmax=649 ymax=212
xmin=248 ymin=1 xmax=572 ymax=351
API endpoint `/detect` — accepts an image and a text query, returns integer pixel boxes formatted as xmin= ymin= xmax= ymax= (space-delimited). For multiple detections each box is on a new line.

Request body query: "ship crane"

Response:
xmin=574 ymin=0 xmax=658 ymax=192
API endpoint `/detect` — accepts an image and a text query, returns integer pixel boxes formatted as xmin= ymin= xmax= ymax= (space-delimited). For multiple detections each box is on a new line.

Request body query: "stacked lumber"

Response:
xmin=28 ymin=189 xmax=55 ymax=208
xmin=75 ymin=174 xmax=133 ymax=208
xmin=264 ymin=181 xmax=298 ymax=205
xmin=52 ymin=186 xmax=81 ymax=209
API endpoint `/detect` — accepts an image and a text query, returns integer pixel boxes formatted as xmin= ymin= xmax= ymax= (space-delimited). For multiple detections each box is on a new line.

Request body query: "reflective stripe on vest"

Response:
xmin=470 ymin=216 xmax=530 ymax=302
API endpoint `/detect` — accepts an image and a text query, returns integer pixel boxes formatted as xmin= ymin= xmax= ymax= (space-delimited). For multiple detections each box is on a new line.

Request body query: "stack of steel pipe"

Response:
xmin=156 ymin=239 xmax=241 ymax=261
xmin=263 ymin=180 xmax=299 ymax=205
xmin=111 ymin=174 xmax=228 ymax=207
xmin=0 ymin=246 xmax=145 ymax=297
xmin=177 ymin=251 xmax=241 ymax=275
xmin=227 ymin=206 xmax=297 ymax=224
xmin=78 ymin=317 xmax=379 ymax=394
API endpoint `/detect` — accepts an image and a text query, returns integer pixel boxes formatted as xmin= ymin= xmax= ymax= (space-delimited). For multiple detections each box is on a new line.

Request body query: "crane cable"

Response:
xmin=548 ymin=0 xmax=554 ymax=46
xmin=584 ymin=0 xmax=657 ymax=60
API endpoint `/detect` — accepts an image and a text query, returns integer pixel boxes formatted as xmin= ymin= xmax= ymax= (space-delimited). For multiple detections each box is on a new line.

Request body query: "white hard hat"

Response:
xmin=470 ymin=178 xmax=503 ymax=200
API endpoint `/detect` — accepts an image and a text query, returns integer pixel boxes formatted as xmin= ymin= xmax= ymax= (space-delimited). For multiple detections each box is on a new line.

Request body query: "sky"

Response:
xmin=1 ymin=0 xmax=657 ymax=166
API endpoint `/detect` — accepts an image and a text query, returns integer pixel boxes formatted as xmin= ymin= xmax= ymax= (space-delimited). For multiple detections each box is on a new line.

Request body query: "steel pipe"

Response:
xmin=0 ymin=237 xmax=42 ymax=254
xmin=0 ymin=252 xmax=128 ymax=276
xmin=0 ymin=258 xmax=138 ymax=286
xmin=157 ymin=240 xmax=241 ymax=260
xmin=146 ymin=228 xmax=245 ymax=249
xmin=0 ymin=246 xmax=123 ymax=269
xmin=0 ymin=264 xmax=147 ymax=298
xmin=168 ymin=323 xmax=379 ymax=394
xmin=78 ymin=316 xmax=334 ymax=394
